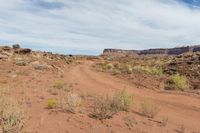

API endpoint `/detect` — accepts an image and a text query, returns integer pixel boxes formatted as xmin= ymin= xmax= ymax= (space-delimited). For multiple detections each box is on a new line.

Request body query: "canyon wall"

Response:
xmin=103 ymin=45 xmax=200 ymax=56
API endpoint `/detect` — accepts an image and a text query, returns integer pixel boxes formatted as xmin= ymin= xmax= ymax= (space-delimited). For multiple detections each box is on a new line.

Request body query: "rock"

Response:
xmin=31 ymin=61 xmax=49 ymax=70
xmin=2 ymin=46 xmax=11 ymax=51
xmin=12 ymin=44 xmax=20 ymax=49
xmin=0 ymin=54 xmax=8 ymax=59
xmin=15 ymin=48 xmax=31 ymax=54
xmin=15 ymin=60 xmax=27 ymax=66
xmin=34 ymin=64 xmax=48 ymax=70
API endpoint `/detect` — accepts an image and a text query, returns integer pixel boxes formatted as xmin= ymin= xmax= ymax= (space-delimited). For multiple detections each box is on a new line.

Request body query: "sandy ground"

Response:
xmin=0 ymin=59 xmax=200 ymax=133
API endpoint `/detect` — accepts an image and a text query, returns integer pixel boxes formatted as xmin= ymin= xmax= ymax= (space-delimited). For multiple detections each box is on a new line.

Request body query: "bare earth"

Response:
xmin=0 ymin=52 xmax=200 ymax=133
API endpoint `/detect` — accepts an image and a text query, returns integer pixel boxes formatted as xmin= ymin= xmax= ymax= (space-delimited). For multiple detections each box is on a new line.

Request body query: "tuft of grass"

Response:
xmin=47 ymin=99 xmax=57 ymax=109
xmin=57 ymin=93 xmax=82 ymax=113
xmin=160 ymin=117 xmax=168 ymax=127
xmin=112 ymin=89 xmax=134 ymax=111
xmin=53 ymin=80 xmax=65 ymax=90
xmin=0 ymin=99 xmax=26 ymax=133
xmin=168 ymin=74 xmax=189 ymax=91
xmin=140 ymin=100 xmax=160 ymax=118
xmin=91 ymin=90 xmax=133 ymax=120
xmin=133 ymin=66 xmax=163 ymax=76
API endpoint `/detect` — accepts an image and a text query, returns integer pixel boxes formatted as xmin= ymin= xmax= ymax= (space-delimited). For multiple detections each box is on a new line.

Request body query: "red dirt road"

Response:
xmin=1 ymin=60 xmax=200 ymax=133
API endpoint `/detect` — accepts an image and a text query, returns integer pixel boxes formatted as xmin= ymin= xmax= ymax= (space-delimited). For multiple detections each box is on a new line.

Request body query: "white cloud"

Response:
xmin=0 ymin=0 xmax=200 ymax=54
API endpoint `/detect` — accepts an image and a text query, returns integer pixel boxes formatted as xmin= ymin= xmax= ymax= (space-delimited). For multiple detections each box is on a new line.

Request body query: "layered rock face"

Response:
xmin=103 ymin=45 xmax=200 ymax=56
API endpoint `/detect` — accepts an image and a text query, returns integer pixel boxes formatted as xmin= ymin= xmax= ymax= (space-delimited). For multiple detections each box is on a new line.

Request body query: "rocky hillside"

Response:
xmin=103 ymin=45 xmax=200 ymax=56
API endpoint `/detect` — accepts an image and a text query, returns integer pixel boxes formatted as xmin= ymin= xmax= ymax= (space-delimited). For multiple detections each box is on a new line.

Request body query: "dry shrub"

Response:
xmin=53 ymin=80 xmax=65 ymax=90
xmin=0 ymin=88 xmax=26 ymax=133
xmin=91 ymin=95 xmax=116 ymax=120
xmin=53 ymin=80 xmax=73 ymax=92
xmin=112 ymin=89 xmax=134 ymax=111
xmin=140 ymin=100 xmax=160 ymax=118
xmin=58 ymin=93 xmax=82 ymax=113
xmin=0 ymin=99 xmax=25 ymax=133
xmin=133 ymin=66 xmax=163 ymax=76
xmin=91 ymin=90 xmax=133 ymax=120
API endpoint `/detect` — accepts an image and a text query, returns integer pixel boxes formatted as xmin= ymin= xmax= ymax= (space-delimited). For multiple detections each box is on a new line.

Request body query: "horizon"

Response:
xmin=1 ymin=0 xmax=200 ymax=55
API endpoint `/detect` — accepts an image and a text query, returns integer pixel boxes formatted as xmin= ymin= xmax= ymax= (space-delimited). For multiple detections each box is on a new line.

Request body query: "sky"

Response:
xmin=0 ymin=0 xmax=200 ymax=55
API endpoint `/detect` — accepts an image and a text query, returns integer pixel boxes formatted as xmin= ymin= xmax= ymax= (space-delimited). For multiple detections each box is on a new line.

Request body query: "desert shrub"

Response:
xmin=91 ymin=90 xmax=133 ymax=120
xmin=149 ymin=67 xmax=163 ymax=75
xmin=140 ymin=100 xmax=160 ymax=118
xmin=34 ymin=64 xmax=48 ymax=70
xmin=58 ymin=93 xmax=82 ymax=113
xmin=111 ymin=89 xmax=134 ymax=111
xmin=53 ymin=80 xmax=65 ymax=89
xmin=104 ymin=63 xmax=114 ymax=70
xmin=1 ymin=99 xmax=25 ymax=133
xmin=47 ymin=99 xmax=57 ymax=109
xmin=91 ymin=95 xmax=116 ymax=120
xmin=133 ymin=66 xmax=163 ymax=75
xmin=160 ymin=117 xmax=168 ymax=127
xmin=168 ymin=74 xmax=189 ymax=91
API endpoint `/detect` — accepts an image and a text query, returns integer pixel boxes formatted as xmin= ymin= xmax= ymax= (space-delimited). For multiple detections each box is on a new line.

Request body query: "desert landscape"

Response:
xmin=0 ymin=44 xmax=200 ymax=133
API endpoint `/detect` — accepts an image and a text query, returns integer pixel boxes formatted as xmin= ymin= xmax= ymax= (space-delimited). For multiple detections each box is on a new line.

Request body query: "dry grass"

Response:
xmin=140 ymin=100 xmax=160 ymax=118
xmin=0 ymin=88 xmax=26 ymax=133
xmin=133 ymin=66 xmax=163 ymax=76
xmin=53 ymin=80 xmax=65 ymax=90
xmin=57 ymin=93 xmax=82 ymax=113
xmin=91 ymin=90 xmax=133 ymax=120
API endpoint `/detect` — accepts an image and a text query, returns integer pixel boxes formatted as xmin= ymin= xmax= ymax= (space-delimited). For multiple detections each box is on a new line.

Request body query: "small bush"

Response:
xmin=104 ymin=63 xmax=114 ymax=70
xmin=47 ymin=99 xmax=57 ymax=109
xmin=168 ymin=74 xmax=189 ymax=91
xmin=53 ymin=80 xmax=65 ymax=90
xmin=58 ymin=93 xmax=82 ymax=113
xmin=133 ymin=66 xmax=163 ymax=75
xmin=91 ymin=95 xmax=116 ymax=120
xmin=160 ymin=117 xmax=168 ymax=127
xmin=140 ymin=100 xmax=160 ymax=118
xmin=91 ymin=90 xmax=133 ymax=120
xmin=112 ymin=89 xmax=134 ymax=111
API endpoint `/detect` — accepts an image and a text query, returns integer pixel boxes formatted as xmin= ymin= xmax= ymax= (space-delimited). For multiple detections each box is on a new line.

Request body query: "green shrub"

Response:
xmin=47 ymin=99 xmax=57 ymax=109
xmin=104 ymin=63 xmax=114 ymax=70
xmin=168 ymin=74 xmax=189 ymax=91
xmin=133 ymin=66 xmax=163 ymax=75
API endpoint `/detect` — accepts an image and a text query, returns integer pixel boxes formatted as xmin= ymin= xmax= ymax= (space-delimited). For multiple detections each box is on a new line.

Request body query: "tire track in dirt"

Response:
xmin=65 ymin=61 xmax=200 ymax=130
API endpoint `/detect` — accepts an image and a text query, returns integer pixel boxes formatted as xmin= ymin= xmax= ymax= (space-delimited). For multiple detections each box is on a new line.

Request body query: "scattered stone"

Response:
xmin=15 ymin=60 xmax=27 ymax=66
xmin=0 ymin=54 xmax=9 ymax=59
xmin=15 ymin=48 xmax=31 ymax=54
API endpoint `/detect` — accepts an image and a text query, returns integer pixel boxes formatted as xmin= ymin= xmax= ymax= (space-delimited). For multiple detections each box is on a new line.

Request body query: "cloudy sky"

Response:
xmin=0 ymin=0 xmax=200 ymax=55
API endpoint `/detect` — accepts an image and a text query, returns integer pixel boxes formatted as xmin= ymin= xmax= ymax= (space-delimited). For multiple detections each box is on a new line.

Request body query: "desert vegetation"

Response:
xmin=91 ymin=90 xmax=133 ymax=120
xmin=0 ymin=45 xmax=199 ymax=132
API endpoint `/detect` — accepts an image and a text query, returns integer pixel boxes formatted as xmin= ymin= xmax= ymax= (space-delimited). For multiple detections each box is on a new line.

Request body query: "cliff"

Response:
xmin=103 ymin=45 xmax=200 ymax=56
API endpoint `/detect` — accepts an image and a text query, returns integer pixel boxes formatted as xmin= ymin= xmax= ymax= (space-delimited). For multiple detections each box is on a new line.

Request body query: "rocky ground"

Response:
xmin=0 ymin=45 xmax=200 ymax=133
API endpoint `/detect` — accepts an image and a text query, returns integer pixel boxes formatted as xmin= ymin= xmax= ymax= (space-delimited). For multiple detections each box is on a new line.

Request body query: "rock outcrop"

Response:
xmin=103 ymin=45 xmax=200 ymax=56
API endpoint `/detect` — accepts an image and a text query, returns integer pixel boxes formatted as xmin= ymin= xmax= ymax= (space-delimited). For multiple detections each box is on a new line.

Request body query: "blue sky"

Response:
xmin=0 ymin=0 xmax=200 ymax=55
